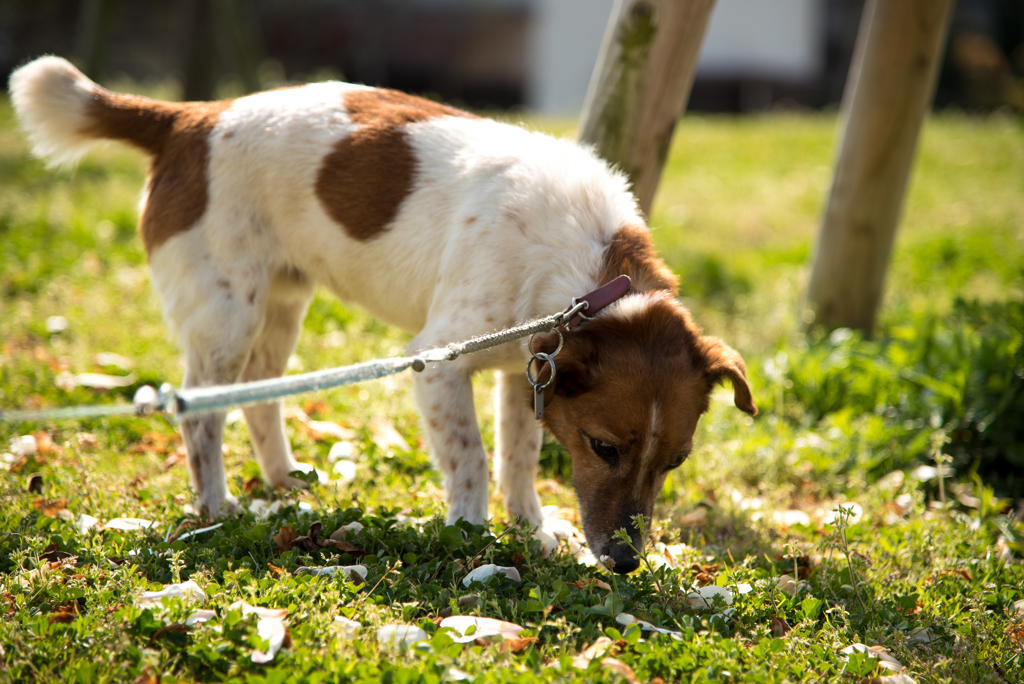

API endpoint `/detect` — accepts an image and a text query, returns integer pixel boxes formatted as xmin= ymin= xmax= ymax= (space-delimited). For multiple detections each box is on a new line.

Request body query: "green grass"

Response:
xmin=1 ymin=94 xmax=1023 ymax=683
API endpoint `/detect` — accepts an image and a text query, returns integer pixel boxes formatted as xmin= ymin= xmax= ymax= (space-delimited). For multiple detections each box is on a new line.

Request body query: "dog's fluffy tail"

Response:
xmin=9 ymin=56 xmax=179 ymax=167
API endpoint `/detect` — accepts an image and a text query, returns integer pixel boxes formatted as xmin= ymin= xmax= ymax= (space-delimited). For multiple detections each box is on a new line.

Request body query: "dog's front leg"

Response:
xmin=493 ymin=371 xmax=544 ymax=526
xmin=413 ymin=363 xmax=489 ymax=525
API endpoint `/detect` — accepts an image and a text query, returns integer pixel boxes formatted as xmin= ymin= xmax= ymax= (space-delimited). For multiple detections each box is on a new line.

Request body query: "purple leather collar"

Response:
xmin=564 ymin=274 xmax=632 ymax=329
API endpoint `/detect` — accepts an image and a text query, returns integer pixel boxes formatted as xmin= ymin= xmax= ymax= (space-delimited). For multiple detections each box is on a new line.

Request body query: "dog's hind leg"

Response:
xmin=179 ymin=311 xmax=263 ymax=518
xmin=240 ymin=273 xmax=315 ymax=490
xmin=493 ymin=371 xmax=544 ymax=526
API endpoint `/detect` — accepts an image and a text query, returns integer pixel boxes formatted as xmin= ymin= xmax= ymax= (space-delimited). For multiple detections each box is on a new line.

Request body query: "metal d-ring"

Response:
xmin=526 ymin=351 xmax=557 ymax=390
xmin=529 ymin=327 xmax=563 ymax=358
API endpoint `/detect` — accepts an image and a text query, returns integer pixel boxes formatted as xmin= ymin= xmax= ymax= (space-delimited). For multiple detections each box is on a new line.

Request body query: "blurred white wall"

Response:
xmin=699 ymin=0 xmax=823 ymax=79
xmin=528 ymin=0 xmax=824 ymax=115
xmin=528 ymin=0 xmax=616 ymax=115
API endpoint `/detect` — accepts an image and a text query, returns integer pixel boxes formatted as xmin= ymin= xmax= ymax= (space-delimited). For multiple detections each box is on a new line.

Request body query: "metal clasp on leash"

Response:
xmin=526 ymin=328 xmax=563 ymax=420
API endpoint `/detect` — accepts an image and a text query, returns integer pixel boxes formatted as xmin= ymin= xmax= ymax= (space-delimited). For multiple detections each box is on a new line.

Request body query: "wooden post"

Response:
xmin=805 ymin=0 xmax=955 ymax=335
xmin=578 ymin=0 xmax=717 ymax=216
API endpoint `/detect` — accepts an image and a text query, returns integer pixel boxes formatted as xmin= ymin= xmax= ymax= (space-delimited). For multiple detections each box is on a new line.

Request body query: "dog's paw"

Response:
xmin=195 ymin=493 xmax=239 ymax=518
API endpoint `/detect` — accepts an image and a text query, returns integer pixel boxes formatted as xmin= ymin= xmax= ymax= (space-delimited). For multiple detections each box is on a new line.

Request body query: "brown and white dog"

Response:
xmin=10 ymin=56 xmax=755 ymax=573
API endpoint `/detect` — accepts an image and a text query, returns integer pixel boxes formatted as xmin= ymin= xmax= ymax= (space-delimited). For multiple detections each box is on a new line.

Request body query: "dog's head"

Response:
xmin=537 ymin=291 xmax=756 ymax=573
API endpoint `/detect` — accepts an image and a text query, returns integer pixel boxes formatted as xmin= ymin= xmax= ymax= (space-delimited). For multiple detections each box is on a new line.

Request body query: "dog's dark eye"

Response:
xmin=589 ymin=437 xmax=620 ymax=464
xmin=665 ymin=452 xmax=689 ymax=472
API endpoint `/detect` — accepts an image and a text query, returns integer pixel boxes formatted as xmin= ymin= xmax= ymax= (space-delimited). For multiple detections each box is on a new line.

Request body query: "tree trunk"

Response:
xmin=578 ymin=0 xmax=717 ymax=216
xmin=805 ymin=0 xmax=955 ymax=335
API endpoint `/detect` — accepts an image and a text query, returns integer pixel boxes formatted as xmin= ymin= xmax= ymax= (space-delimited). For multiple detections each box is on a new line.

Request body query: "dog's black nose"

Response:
xmin=608 ymin=544 xmax=640 ymax=574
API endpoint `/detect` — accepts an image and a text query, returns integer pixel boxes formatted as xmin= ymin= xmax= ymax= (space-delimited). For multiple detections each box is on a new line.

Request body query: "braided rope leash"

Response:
xmin=0 ymin=276 xmax=631 ymax=424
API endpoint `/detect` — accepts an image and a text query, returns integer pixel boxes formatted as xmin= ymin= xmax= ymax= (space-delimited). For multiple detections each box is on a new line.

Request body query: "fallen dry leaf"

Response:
xmin=600 ymin=657 xmax=638 ymax=683
xmin=48 ymin=611 xmax=76 ymax=625
xmin=572 ymin=636 xmax=616 ymax=668
xmin=40 ymin=543 xmax=74 ymax=564
xmin=840 ymin=643 xmax=903 ymax=672
xmin=32 ymin=497 xmax=71 ymax=519
xmin=679 ymin=507 xmax=709 ymax=527
xmin=272 ymin=525 xmax=297 ymax=551
xmin=302 ymin=399 xmax=330 ymax=418
xmin=132 ymin=666 xmax=160 ymax=684
xmin=76 ymin=433 xmax=99 ymax=450
xmin=770 ymin=615 xmax=792 ymax=637
xmin=500 ymin=636 xmax=538 ymax=652
xmin=32 ymin=431 xmax=57 ymax=456
xmin=267 ymin=563 xmax=286 ymax=578
xmin=567 ymin=578 xmax=612 ymax=592
xmin=320 ymin=539 xmax=368 ymax=556
xmin=369 ymin=417 xmax=409 ymax=453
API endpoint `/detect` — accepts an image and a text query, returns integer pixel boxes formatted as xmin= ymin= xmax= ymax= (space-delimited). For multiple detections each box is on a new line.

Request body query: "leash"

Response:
xmin=0 ymin=276 xmax=631 ymax=424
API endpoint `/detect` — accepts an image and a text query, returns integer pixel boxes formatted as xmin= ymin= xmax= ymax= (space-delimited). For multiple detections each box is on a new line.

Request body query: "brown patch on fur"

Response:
xmin=601 ymin=224 xmax=678 ymax=293
xmin=316 ymin=89 xmax=477 ymax=241
xmin=538 ymin=292 xmax=755 ymax=567
xmin=83 ymin=89 xmax=232 ymax=255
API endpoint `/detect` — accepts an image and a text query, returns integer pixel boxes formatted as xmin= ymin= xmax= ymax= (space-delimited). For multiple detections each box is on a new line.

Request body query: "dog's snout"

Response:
xmin=608 ymin=542 xmax=640 ymax=574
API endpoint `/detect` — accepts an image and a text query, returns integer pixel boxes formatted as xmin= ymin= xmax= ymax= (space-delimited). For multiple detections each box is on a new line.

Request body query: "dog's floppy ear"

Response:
xmin=699 ymin=336 xmax=757 ymax=416
xmin=531 ymin=332 xmax=594 ymax=406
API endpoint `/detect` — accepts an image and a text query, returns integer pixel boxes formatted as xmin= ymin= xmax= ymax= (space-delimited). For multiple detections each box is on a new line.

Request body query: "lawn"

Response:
xmin=1 ymin=92 xmax=1022 ymax=683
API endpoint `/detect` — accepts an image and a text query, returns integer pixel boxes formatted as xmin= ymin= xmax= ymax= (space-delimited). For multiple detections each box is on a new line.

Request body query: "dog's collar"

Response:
xmin=562 ymin=274 xmax=631 ymax=330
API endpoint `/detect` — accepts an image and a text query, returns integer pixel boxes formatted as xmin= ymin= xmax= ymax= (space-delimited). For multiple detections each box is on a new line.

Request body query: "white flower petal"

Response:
xmin=462 ymin=564 xmax=521 ymax=587
xmin=333 ymin=615 xmax=362 ymax=641
xmin=439 ymin=616 xmax=523 ymax=642
xmin=251 ymin=616 xmax=287 ymax=663
xmin=138 ymin=580 xmax=206 ymax=607
xmin=377 ymin=624 xmax=428 ymax=648
xmin=687 ymin=585 xmax=734 ymax=609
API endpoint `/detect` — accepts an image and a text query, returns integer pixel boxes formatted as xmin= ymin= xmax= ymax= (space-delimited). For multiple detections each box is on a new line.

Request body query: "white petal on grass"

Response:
xmin=66 ymin=372 xmax=138 ymax=390
xmin=736 ymin=583 xmax=753 ymax=594
xmin=138 ymin=580 xmax=206 ymax=607
xmin=104 ymin=517 xmax=158 ymax=532
xmin=462 ymin=564 xmax=521 ymax=587
xmin=1013 ymin=599 xmax=1024 ymax=616
xmin=11 ymin=435 xmax=37 ymax=457
xmin=229 ymin=601 xmax=289 ymax=619
xmin=93 ymin=352 xmax=133 ymax=370
xmin=571 ymin=636 xmax=615 ymax=668
xmin=328 ymin=441 xmax=358 ymax=462
xmin=775 ymin=574 xmax=808 ymax=597
xmin=908 ymin=627 xmax=935 ymax=644
xmin=439 ymin=616 xmax=524 ymax=643
xmin=175 ymin=522 xmax=224 ymax=541
xmin=687 ymin=585 xmax=734 ymax=610
xmin=295 ymin=565 xmax=368 ymax=582
xmin=307 ymin=420 xmax=355 ymax=440
xmin=447 ymin=668 xmax=474 ymax=682
xmin=333 ymin=460 xmax=357 ymax=483
xmin=251 ymin=616 xmax=287 ymax=663
xmin=45 ymin=316 xmax=68 ymax=333
xmin=186 ymin=609 xmax=217 ymax=626
xmin=76 ymin=514 xmax=100 ymax=534
xmin=839 ymin=643 xmax=903 ymax=672
xmin=871 ymin=676 xmax=919 ymax=684
xmin=377 ymin=624 xmax=428 ymax=648
xmin=369 ymin=417 xmax=410 ymax=452
xmin=615 ymin=613 xmax=683 ymax=639
xmin=330 ymin=522 xmax=364 ymax=539
xmin=333 ymin=615 xmax=362 ymax=641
